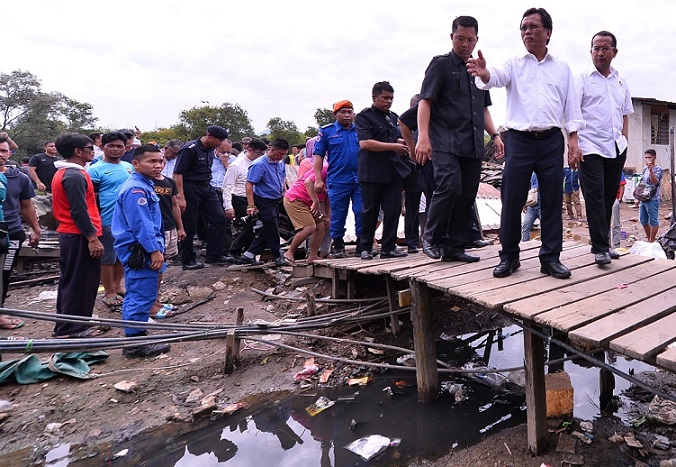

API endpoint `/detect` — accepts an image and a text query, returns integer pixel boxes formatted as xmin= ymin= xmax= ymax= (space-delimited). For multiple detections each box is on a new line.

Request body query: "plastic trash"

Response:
xmin=629 ymin=240 xmax=667 ymax=259
xmin=294 ymin=357 xmax=319 ymax=382
xmin=305 ymin=396 xmax=335 ymax=416
xmin=38 ymin=290 xmax=58 ymax=300
xmin=344 ymin=434 xmax=400 ymax=461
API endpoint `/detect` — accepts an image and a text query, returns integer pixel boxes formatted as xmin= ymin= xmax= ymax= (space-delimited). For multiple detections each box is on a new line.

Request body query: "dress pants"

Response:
xmin=179 ymin=182 xmax=226 ymax=264
xmin=229 ymin=195 xmax=256 ymax=256
xmin=54 ymin=233 xmax=102 ymax=337
xmin=404 ymin=162 xmax=434 ymax=248
xmin=360 ymin=179 xmax=402 ymax=253
xmin=245 ymin=196 xmax=282 ymax=259
xmin=499 ymin=130 xmax=564 ymax=264
xmin=424 ymin=153 xmax=482 ymax=254
xmin=579 ymin=151 xmax=626 ymax=254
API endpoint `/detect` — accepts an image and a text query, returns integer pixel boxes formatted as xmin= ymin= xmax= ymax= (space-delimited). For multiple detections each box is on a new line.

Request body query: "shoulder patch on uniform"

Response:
xmin=320 ymin=123 xmax=332 ymax=129
xmin=137 ymin=197 xmax=147 ymax=206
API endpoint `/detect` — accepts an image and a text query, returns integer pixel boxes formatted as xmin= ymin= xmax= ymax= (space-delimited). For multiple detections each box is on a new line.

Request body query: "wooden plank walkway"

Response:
xmin=311 ymin=240 xmax=676 ymax=454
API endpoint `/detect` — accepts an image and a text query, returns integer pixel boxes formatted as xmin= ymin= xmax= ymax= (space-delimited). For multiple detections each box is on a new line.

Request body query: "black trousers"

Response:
xmin=2 ymin=230 xmax=25 ymax=305
xmin=229 ymin=195 xmax=257 ymax=256
xmin=179 ymin=182 xmax=227 ymax=264
xmin=424 ymin=153 xmax=482 ymax=254
xmin=404 ymin=162 xmax=435 ymax=248
xmin=360 ymin=179 xmax=402 ymax=253
xmin=579 ymin=151 xmax=626 ymax=253
xmin=245 ymin=196 xmax=282 ymax=259
xmin=54 ymin=233 xmax=101 ymax=337
xmin=499 ymin=130 xmax=564 ymax=264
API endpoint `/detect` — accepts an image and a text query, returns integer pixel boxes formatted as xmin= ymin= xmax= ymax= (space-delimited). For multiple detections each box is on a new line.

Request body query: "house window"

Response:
xmin=651 ymin=108 xmax=669 ymax=145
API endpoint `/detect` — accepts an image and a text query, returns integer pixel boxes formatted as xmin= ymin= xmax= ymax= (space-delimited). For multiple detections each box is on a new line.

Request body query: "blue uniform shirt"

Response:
xmin=112 ymin=172 xmax=164 ymax=276
xmin=247 ymin=155 xmax=286 ymax=200
xmin=313 ymin=121 xmax=360 ymax=185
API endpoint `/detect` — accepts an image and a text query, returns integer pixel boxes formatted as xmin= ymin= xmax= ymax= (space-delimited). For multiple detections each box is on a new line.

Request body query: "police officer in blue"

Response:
xmin=113 ymin=145 xmax=170 ymax=358
xmin=173 ymin=125 xmax=230 ymax=270
xmin=312 ymin=100 xmax=362 ymax=258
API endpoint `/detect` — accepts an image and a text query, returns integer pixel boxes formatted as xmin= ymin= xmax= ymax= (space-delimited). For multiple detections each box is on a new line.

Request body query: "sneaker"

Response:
xmin=333 ymin=247 xmax=346 ymax=259
xmin=360 ymin=250 xmax=374 ymax=260
xmin=123 ymin=342 xmax=171 ymax=358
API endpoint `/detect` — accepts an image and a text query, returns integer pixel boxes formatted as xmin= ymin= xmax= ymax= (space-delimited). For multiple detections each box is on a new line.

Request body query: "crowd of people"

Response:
xmin=0 ymin=7 xmax=665 ymax=355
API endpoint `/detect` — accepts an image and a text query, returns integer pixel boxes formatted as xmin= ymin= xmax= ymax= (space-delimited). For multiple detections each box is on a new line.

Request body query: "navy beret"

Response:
xmin=207 ymin=125 xmax=229 ymax=140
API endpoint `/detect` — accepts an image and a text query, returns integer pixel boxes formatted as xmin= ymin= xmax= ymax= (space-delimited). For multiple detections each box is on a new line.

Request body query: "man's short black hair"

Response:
xmin=452 ymin=16 xmax=478 ymax=35
xmin=270 ymin=138 xmax=290 ymax=151
xmin=645 ymin=149 xmax=657 ymax=157
xmin=55 ymin=133 xmax=93 ymax=159
xmin=21 ymin=157 xmax=30 ymax=164
xmin=592 ymin=30 xmax=617 ymax=48
xmin=43 ymin=140 xmax=55 ymax=147
xmin=101 ymin=132 xmax=128 ymax=146
xmin=249 ymin=138 xmax=267 ymax=152
xmin=372 ymin=81 xmax=395 ymax=97
xmin=133 ymin=144 xmax=162 ymax=160
xmin=88 ymin=132 xmax=103 ymax=141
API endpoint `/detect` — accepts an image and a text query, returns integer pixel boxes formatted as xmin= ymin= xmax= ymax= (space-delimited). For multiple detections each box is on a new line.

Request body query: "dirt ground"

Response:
xmin=0 ymin=200 xmax=674 ymax=466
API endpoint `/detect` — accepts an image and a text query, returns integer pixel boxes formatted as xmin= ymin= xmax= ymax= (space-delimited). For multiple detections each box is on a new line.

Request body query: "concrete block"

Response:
xmin=545 ymin=371 xmax=574 ymax=419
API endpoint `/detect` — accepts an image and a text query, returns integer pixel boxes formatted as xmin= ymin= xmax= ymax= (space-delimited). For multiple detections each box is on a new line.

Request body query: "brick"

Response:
xmin=545 ymin=372 xmax=574 ymax=418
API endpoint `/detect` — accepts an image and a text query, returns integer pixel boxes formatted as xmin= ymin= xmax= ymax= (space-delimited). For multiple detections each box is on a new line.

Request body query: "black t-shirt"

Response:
xmin=28 ymin=153 xmax=60 ymax=190
xmin=153 ymin=176 xmax=178 ymax=231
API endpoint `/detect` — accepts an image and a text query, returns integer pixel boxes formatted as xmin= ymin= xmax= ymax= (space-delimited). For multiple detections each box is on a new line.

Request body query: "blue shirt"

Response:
xmin=112 ymin=172 xmax=164 ymax=276
xmin=247 ymin=155 xmax=286 ymax=200
xmin=0 ymin=172 xmax=7 ymax=222
xmin=313 ymin=121 xmax=360 ymax=185
xmin=210 ymin=155 xmax=236 ymax=189
xmin=86 ymin=160 xmax=134 ymax=226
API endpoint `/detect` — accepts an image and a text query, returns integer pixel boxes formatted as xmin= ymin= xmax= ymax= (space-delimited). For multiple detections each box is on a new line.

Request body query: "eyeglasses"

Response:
xmin=81 ymin=145 xmax=95 ymax=151
xmin=592 ymin=46 xmax=613 ymax=53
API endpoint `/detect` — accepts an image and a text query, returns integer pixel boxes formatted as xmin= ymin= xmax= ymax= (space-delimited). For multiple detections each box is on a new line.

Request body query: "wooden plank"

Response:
xmin=656 ymin=346 xmax=676 ymax=372
xmin=570 ymin=288 xmax=676 ymax=347
xmin=409 ymin=277 xmax=439 ymax=402
xmin=523 ymin=327 xmax=548 ymax=455
xmin=609 ymin=311 xmax=676 ymax=360
xmin=398 ymin=289 xmax=411 ymax=307
xmin=355 ymin=255 xmax=436 ymax=275
xmin=386 ymin=276 xmax=401 ymax=335
xmin=468 ymin=254 xmax=652 ymax=310
xmin=504 ymin=259 xmax=673 ymax=320
xmin=534 ymin=267 xmax=676 ymax=332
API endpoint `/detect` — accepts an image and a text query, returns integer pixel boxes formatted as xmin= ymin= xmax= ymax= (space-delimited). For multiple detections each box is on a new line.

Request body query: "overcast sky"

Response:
xmin=4 ymin=1 xmax=673 ymax=136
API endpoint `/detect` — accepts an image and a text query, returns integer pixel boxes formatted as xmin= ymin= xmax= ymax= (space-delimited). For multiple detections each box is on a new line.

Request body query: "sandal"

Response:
xmin=102 ymin=295 xmax=123 ymax=308
xmin=151 ymin=307 xmax=175 ymax=319
xmin=0 ymin=317 xmax=24 ymax=330
xmin=53 ymin=327 xmax=105 ymax=339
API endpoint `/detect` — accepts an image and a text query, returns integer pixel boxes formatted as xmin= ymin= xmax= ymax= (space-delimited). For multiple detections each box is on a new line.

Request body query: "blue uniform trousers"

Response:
xmin=122 ymin=267 xmax=159 ymax=336
xmin=328 ymin=181 xmax=362 ymax=240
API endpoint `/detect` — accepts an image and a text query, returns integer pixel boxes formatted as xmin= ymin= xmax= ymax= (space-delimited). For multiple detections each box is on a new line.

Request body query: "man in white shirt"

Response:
xmin=222 ymin=138 xmax=267 ymax=256
xmin=161 ymin=139 xmax=183 ymax=178
xmin=575 ymin=31 xmax=633 ymax=266
xmin=468 ymin=7 xmax=584 ymax=279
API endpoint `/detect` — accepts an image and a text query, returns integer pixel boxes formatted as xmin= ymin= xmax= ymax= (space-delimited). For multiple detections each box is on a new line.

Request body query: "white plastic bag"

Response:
xmin=629 ymin=241 xmax=668 ymax=259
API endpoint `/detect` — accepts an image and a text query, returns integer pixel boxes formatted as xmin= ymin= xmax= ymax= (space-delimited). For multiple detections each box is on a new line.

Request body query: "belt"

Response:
xmin=511 ymin=127 xmax=561 ymax=139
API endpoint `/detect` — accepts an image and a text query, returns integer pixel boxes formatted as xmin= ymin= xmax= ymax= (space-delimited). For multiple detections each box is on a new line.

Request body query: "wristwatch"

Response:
xmin=491 ymin=133 xmax=501 ymax=140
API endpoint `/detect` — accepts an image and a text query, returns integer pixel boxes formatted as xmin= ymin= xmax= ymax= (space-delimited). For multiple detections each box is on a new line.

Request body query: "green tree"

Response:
xmin=266 ymin=117 xmax=304 ymax=146
xmin=314 ymin=107 xmax=334 ymax=127
xmin=0 ymin=70 xmax=98 ymax=156
xmin=178 ymin=103 xmax=254 ymax=142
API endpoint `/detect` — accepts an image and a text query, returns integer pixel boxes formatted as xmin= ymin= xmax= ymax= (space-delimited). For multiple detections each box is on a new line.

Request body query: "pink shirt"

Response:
xmin=285 ymin=166 xmax=327 ymax=206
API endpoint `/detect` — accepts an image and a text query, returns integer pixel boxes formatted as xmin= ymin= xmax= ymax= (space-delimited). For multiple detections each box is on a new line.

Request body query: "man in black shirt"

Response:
xmin=416 ymin=16 xmax=503 ymax=263
xmin=173 ymin=125 xmax=230 ymax=270
xmin=355 ymin=81 xmax=411 ymax=259
xmin=28 ymin=140 xmax=60 ymax=192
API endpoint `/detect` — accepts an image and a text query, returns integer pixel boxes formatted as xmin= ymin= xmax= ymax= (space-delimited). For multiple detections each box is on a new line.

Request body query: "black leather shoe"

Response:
xmin=381 ymin=249 xmax=408 ymax=258
xmin=205 ymin=255 xmax=233 ymax=265
xmin=465 ymin=239 xmax=492 ymax=249
xmin=493 ymin=259 xmax=520 ymax=278
xmin=540 ymin=261 xmax=571 ymax=279
xmin=608 ymin=249 xmax=620 ymax=259
xmin=407 ymin=246 xmax=419 ymax=254
xmin=423 ymin=241 xmax=442 ymax=260
xmin=182 ymin=262 xmax=204 ymax=271
xmin=232 ymin=255 xmax=263 ymax=266
xmin=360 ymin=250 xmax=373 ymax=260
xmin=123 ymin=342 xmax=171 ymax=358
xmin=442 ymin=252 xmax=480 ymax=263
xmin=595 ymin=252 xmax=611 ymax=265
xmin=333 ymin=247 xmax=345 ymax=259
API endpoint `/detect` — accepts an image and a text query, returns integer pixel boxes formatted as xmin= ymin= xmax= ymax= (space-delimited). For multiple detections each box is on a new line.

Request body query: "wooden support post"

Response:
xmin=225 ymin=329 xmax=236 ymax=374
xmin=305 ymin=292 xmax=316 ymax=316
xmin=232 ymin=307 xmax=244 ymax=364
xmin=331 ymin=268 xmax=342 ymax=299
xmin=523 ymin=326 xmax=548 ymax=455
xmin=409 ymin=277 xmax=438 ymax=402
xmin=599 ymin=350 xmax=615 ymax=413
xmin=386 ymin=276 xmax=401 ymax=335
xmin=346 ymin=273 xmax=356 ymax=299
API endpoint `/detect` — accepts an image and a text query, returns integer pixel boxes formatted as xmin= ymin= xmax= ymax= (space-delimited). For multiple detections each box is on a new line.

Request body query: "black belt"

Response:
xmin=511 ymin=127 xmax=561 ymax=139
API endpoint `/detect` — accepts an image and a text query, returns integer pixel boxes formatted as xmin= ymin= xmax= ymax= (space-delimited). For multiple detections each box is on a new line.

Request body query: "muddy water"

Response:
xmin=16 ymin=325 xmax=656 ymax=466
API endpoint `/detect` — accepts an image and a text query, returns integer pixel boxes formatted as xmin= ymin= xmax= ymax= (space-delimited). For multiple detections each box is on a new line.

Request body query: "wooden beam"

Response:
xmin=398 ymin=289 xmax=411 ymax=307
xmin=224 ymin=329 xmax=236 ymax=374
xmin=386 ymin=276 xmax=401 ymax=335
xmin=409 ymin=277 xmax=438 ymax=402
xmin=232 ymin=307 xmax=244 ymax=364
xmin=523 ymin=326 xmax=548 ymax=455
xmin=305 ymin=292 xmax=316 ymax=317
